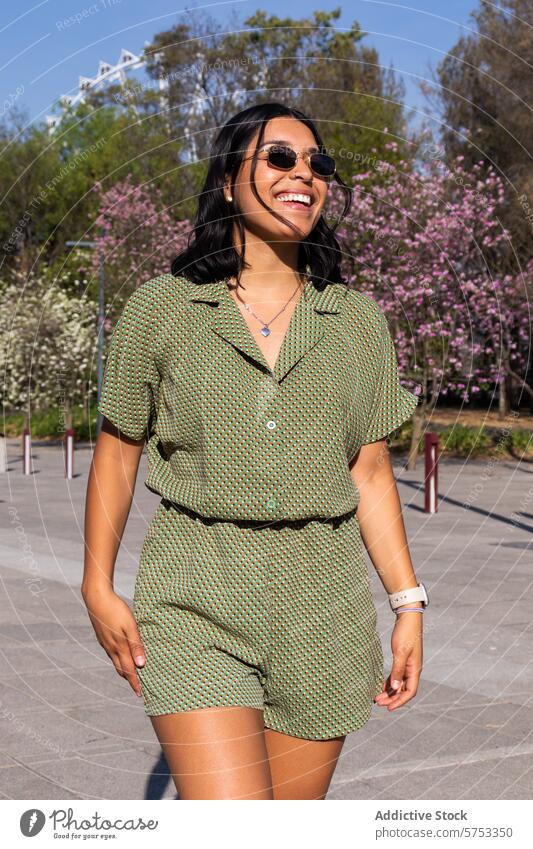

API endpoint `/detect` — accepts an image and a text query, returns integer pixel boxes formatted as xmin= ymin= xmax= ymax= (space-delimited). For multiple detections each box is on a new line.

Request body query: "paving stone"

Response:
xmin=16 ymin=748 xmax=178 ymax=800
xmin=0 ymin=704 xmax=112 ymax=762
xmin=328 ymin=758 xmax=533 ymax=800
xmin=0 ymin=765 xmax=82 ymax=800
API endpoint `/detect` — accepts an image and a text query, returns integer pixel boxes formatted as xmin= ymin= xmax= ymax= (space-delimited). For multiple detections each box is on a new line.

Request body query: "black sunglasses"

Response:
xmin=255 ymin=144 xmax=336 ymax=178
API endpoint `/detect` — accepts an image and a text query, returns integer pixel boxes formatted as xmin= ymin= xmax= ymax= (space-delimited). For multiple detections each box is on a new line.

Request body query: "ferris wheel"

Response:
xmin=45 ymin=46 xmax=246 ymax=160
xmin=45 ymin=47 xmax=168 ymax=131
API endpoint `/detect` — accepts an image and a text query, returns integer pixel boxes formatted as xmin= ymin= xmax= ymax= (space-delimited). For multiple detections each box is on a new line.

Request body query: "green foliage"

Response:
xmin=501 ymin=427 xmax=533 ymax=455
xmin=440 ymin=424 xmax=494 ymax=456
xmin=3 ymin=405 xmax=97 ymax=441
xmin=0 ymin=115 xmax=59 ymax=262
xmin=0 ymin=103 xmax=187 ymax=277
xmin=143 ymin=6 xmax=413 ymax=177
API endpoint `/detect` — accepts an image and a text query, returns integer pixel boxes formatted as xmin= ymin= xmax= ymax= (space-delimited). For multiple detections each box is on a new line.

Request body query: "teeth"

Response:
xmin=276 ymin=193 xmax=312 ymax=205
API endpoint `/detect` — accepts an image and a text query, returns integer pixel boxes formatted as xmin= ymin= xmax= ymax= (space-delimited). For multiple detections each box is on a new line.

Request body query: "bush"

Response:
xmin=2 ymin=407 xmax=98 ymax=441
xmin=501 ymin=427 xmax=533 ymax=457
xmin=439 ymin=424 xmax=493 ymax=456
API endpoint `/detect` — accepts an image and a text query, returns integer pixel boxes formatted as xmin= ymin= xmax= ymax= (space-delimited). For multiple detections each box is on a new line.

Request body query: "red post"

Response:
xmin=0 ymin=434 xmax=7 ymax=473
xmin=424 ymin=432 xmax=439 ymax=513
xmin=22 ymin=427 xmax=32 ymax=475
xmin=64 ymin=428 xmax=75 ymax=479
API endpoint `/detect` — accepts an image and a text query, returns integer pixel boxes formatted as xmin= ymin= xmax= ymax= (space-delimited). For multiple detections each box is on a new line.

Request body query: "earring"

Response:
xmin=227 ymin=194 xmax=233 ymax=202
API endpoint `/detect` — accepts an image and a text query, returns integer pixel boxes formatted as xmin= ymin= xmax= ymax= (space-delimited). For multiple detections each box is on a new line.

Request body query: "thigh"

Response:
xmin=264 ymin=727 xmax=345 ymax=800
xmin=150 ymin=706 xmax=274 ymax=800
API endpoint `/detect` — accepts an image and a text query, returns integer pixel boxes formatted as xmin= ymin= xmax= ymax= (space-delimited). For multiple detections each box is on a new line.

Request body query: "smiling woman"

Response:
xmin=83 ymin=101 xmax=424 ymax=802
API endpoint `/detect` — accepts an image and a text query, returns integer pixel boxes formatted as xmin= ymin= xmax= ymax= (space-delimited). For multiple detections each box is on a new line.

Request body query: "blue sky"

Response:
xmin=1 ymin=0 xmax=477 ymax=135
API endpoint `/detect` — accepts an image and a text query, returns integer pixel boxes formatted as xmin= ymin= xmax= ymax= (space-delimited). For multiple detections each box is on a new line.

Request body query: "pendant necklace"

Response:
xmin=226 ymin=265 xmax=311 ymax=337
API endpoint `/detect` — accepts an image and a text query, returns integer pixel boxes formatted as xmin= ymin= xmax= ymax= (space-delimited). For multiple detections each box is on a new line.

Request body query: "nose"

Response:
xmin=290 ymin=152 xmax=314 ymax=180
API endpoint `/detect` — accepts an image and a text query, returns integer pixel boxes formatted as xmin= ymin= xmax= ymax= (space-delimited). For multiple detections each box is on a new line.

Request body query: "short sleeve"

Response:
xmin=97 ymin=286 xmax=161 ymax=441
xmin=362 ymin=311 xmax=418 ymax=445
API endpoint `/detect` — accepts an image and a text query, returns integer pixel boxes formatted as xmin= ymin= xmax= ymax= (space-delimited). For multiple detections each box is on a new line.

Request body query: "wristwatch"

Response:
xmin=388 ymin=581 xmax=429 ymax=611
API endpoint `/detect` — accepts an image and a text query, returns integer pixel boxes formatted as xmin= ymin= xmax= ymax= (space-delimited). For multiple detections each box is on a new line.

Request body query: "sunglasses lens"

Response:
xmin=267 ymin=147 xmax=296 ymax=169
xmin=310 ymin=153 xmax=336 ymax=177
xmin=266 ymin=146 xmax=336 ymax=177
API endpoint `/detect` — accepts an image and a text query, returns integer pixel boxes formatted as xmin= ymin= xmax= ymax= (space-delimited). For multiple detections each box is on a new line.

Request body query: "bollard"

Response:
xmin=64 ymin=428 xmax=75 ymax=479
xmin=424 ymin=432 xmax=439 ymax=513
xmin=0 ymin=435 xmax=7 ymax=473
xmin=22 ymin=427 xmax=32 ymax=475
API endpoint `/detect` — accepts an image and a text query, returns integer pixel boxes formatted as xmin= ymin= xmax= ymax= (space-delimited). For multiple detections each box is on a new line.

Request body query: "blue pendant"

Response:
xmin=260 ymin=326 xmax=270 ymax=336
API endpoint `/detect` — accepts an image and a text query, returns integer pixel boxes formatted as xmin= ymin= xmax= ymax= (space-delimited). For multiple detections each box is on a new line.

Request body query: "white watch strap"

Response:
xmin=389 ymin=585 xmax=426 ymax=610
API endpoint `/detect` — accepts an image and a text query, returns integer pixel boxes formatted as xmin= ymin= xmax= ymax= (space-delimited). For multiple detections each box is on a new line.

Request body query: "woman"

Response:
xmin=82 ymin=101 xmax=427 ymax=801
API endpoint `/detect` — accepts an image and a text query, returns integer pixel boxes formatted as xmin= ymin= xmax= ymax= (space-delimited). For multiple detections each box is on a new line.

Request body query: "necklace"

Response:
xmin=226 ymin=265 xmax=312 ymax=337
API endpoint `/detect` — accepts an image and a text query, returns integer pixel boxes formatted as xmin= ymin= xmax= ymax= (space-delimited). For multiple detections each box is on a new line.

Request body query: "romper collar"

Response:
xmin=186 ymin=275 xmax=345 ymax=382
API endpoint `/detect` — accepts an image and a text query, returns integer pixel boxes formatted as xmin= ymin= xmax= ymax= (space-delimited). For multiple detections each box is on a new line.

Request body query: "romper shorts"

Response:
xmin=133 ymin=499 xmax=385 ymax=741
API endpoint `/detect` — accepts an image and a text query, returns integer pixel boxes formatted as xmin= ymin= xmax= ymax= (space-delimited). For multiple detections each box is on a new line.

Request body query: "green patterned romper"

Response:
xmin=98 ymin=272 xmax=418 ymax=740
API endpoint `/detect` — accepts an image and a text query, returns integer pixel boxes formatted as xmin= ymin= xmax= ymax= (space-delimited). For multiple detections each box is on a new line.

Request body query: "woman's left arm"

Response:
xmin=350 ymin=439 xmax=423 ymax=712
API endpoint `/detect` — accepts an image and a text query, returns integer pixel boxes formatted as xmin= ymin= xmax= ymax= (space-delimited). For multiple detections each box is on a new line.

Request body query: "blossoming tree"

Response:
xmin=0 ymin=276 xmax=96 ymax=431
xmin=85 ymin=174 xmax=191 ymax=318
xmin=330 ymin=147 xmax=530 ymax=468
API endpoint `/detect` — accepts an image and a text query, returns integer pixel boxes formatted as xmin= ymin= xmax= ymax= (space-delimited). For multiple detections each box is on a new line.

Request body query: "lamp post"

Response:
xmin=65 ymin=236 xmax=106 ymax=434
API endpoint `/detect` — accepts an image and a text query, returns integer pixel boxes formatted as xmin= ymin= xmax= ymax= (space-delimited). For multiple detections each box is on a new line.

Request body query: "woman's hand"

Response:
xmin=82 ymin=584 xmax=146 ymax=698
xmin=374 ymin=613 xmax=423 ymax=711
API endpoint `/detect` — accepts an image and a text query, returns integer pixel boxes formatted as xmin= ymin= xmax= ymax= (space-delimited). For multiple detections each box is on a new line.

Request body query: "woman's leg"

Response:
xmin=150 ymin=705 xmax=274 ymax=799
xmin=264 ymin=727 xmax=345 ymax=800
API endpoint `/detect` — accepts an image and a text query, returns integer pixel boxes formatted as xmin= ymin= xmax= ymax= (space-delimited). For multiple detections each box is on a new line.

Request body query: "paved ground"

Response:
xmin=1 ymin=439 xmax=532 ymax=800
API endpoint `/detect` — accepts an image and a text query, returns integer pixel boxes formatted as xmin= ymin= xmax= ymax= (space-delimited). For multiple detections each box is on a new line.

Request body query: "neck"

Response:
xmin=229 ymin=270 xmax=306 ymax=301
xmin=228 ymin=233 xmax=306 ymax=299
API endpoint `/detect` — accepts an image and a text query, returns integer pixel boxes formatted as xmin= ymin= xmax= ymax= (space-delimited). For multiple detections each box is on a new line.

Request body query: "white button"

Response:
xmin=266 ymin=420 xmax=277 ymax=430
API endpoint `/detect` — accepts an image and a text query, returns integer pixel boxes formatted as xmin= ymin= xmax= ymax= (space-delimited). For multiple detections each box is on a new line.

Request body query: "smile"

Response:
xmin=273 ymin=192 xmax=314 ymax=210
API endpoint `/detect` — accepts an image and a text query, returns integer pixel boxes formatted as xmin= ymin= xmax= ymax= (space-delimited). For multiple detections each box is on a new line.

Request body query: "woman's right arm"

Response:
xmin=81 ymin=417 xmax=147 ymax=697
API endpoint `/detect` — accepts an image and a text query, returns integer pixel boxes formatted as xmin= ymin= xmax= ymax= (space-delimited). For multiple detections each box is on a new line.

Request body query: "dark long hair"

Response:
xmin=171 ymin=101 xmax=354 ymax=290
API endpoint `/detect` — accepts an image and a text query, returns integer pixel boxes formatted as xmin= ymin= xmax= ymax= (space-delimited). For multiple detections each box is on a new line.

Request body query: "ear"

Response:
xmin=223 ymin=175 xmax=233 ymax=203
